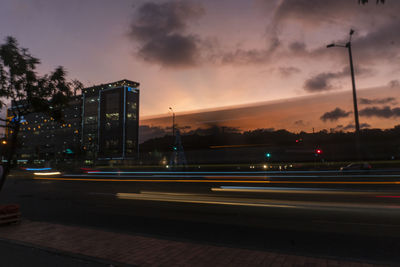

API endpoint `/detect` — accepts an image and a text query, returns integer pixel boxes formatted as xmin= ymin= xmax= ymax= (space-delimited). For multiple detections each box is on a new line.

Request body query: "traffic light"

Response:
xmin=64 ymin=148 xmax=74 ymax=154
xmin=315 ymin=149 xmax=322 ymax=155
xmin=265 ymin=153 xmax=271 ymax=158
xmin=173 ymin=146 xmax=177 ymax=151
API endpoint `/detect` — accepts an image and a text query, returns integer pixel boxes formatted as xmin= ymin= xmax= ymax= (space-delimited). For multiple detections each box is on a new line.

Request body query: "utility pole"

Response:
xmin=327 ymin=29 xmax=361 ymax=159
xmin=169 ymin=107 xmax=175 ymax=143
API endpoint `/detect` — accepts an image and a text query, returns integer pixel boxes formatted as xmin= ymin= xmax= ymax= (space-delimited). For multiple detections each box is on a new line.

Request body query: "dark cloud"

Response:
xmin=279 ymin=66 xmax=301 ymax=77
xmin=389 ymin=80 xmax=400 ymax=88
xmin=304 ymin=71 xmax=343 ymax=92
xmin=339 ymin=122 xmax=370 ymax=131
xmin=272 ymin=0 xmax=399 ymax=29
xmin=343 ymin=124 xmax=354 ymax=130
xmin=359 ymin=106 xmax=400 ymax=118
xmin=269 ymin=0 xmax=400 ymax=68
xmin=303 ymin=65 xmax=372 ymax=92
xmin=359 ymin=97 xmax=396 ymax=105
xmin=294 ymin=119 xmax=306 ymax=126
xmin=129 ymin=1 xmax=205 ymax=68
xmin=361 ymin=123 xmax=371 ymax=129
xmin=221 ymin=36 xmax=280 ymax=65
xmin=289 ymin=42 xmax=306 ymax=53
xmin=320 ymin=107 xmax=352 ymax=122
xmin=351 ymin=21 xmax=400 ymax=66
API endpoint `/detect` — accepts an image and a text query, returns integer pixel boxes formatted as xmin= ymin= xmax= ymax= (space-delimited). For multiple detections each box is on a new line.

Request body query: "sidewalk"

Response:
xmin=0 ymin=220 xmax=388 ymax=267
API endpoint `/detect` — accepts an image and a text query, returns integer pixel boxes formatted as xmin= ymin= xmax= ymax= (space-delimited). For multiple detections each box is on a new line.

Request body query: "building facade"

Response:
xmin=8 ymin=79 xmax=140 ymax=164
xmin=82 ymin=80 xmax=140 ymax=160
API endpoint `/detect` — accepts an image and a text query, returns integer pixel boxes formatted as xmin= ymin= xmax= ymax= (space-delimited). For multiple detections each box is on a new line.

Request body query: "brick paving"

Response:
xmin=0 ymin=220 xmax=388 ymax=267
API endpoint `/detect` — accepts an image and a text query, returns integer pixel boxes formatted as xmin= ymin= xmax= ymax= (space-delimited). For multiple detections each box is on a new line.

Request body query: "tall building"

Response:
xmin=82 ymin=79 xmax=140 ymax=160
xmin=8 ymin=79 xmax=140 ymax=164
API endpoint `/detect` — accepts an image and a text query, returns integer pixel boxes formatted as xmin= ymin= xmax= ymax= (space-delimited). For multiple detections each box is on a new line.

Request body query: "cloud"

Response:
xmin=279 ymin=66 xmax=301 ymax=77
xmin=289 ymin=42 xmax=306 ymax=53
xmin=129 ymin=1 xmax=205 ymax=68
xmin=320 ymin=107 xmax=351 ymax=122
xmin=268 ymin=0 xmax=400 ymax=68
xmin=221 ymin=48 xmax=270 ymax=65
xmin=272 ymin=0 xmax=399 ymax=29
xmin=128 ymin=0 xmax=400 ymax=71
xmin=303 ymin=65 xmax=372 ymax=92
xmin=294 ymin=119 xmax=306 ymax=126
xmin=359 ymin=97 xmax=396 ymax=105
xmin=340 ymin=122 xmax=370 ymax=130
xmin=361 ymin=123 xmax=371 ymax=129
xmin=388 ymin=80 xmax=400 ymax=88
xmin=221 ymin=36 xmax=281 ymax=65
xmin=359 ymin=106 xmax=400 ymax=118
xmin=303 ymin=71 xmax=343 ymax=92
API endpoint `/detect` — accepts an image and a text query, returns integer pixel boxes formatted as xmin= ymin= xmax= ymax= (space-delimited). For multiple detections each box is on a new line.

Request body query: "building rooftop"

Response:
xmin=82 ymin=79 xmax=140 ymax=95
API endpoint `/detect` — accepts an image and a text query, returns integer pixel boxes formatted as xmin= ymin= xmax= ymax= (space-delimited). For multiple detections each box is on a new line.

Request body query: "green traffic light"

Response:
xmin=265 ymin=153 xmax=271 ymax=158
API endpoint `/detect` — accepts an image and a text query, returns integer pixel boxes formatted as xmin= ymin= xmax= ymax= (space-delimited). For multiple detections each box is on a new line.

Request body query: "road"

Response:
xmin=2 ymin=169 xmax=400 ymax=263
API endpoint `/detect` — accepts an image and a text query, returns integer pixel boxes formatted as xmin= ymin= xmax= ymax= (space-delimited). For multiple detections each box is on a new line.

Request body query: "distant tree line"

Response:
xmin=140 ymin=125 xmax=400 ymax=162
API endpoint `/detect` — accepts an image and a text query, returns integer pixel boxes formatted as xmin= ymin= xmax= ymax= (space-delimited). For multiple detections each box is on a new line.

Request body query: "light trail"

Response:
xmin=211 ymin=186 xmax=396 ymax=195
xmin=86 ymin=171 xmax=342 ymax=174
xmin=33 ymin=177 xmax=272 ymax=183
xmin=85 ymin=170 xmax=400 ymax=175
xmin=116 ymin=192 xmax=296 ymax=208
xmin=204 ymin=175 xmax=400 ymax=179
xmin=66 ymin=173 xmax=400 ymax=179
xmin=115 ymin=192 xmax=400 ymax=211
xmin=33 ymin=176 xmax=400 ymax=185
xmin=25 ymin=168 xmax=52 ymax=171
xmin=33 ymin=172 xmax=61 ymax=176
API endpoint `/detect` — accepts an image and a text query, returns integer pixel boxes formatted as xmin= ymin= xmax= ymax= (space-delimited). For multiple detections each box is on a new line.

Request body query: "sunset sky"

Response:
xmin=1 ymin=0 xmax=399 ymax=132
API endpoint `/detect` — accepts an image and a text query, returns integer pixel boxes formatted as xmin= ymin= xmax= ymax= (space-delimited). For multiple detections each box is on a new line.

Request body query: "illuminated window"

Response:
xmin=105 ymin=113 xmax=119 ymax=120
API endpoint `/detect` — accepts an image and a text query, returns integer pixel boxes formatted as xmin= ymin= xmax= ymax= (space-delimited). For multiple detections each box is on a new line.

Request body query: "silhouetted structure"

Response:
xmin=8 ymin=79 xmax=140 ymax=164
xmin=82 ymin=80 xmax=140 ymax=161
xmin=169 ymin=130 xmax=187 ymax=167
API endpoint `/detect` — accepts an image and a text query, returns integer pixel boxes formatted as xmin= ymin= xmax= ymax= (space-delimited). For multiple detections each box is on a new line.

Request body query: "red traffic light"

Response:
xmin=315 ymin=149 xmax=322 ymax=154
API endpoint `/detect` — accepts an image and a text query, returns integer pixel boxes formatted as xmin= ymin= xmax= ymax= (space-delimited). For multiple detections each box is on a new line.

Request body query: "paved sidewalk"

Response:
xmin=0 ymin=238 xmax=113 ymax=267
xmin=0 ymin=220 xmax=389 ymax=266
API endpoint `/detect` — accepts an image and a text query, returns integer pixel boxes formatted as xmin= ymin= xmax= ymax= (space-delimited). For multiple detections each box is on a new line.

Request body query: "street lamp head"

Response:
xmin=327 ymin=44 xmax=335 ymax=48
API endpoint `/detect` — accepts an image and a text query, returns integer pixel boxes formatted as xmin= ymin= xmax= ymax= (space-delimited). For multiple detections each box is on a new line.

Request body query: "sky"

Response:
xmin=139 ymin=85 xmax=400 ymax=142
xmin=1 ymin=0 xmax=399 ymax=132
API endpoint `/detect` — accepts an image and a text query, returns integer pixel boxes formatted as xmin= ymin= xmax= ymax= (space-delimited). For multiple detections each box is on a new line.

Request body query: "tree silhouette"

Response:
xmin=359 ymin=0 xmax=385 ymax=4
xmin=0 ymin=36 xmax=82 ymax=192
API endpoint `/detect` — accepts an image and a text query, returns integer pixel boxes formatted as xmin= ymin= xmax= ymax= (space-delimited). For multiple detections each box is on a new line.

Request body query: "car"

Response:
xmin=339 ymin=162 xmax=372 ymax=172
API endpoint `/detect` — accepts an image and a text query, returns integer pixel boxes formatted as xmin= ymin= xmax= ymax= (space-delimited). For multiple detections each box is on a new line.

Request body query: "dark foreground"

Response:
xmin=2 ymin=170 xmax=400 ymax=265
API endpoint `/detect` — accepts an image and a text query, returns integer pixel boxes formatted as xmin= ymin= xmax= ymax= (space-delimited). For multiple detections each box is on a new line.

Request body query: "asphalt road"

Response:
xmin=2 ymin=169 xmax=400 ymax=264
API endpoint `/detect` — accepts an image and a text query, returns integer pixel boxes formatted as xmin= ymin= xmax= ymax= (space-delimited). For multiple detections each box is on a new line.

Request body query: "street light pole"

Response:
xmin=169 ymin=107 xmax=175 ymax=144
xmin=347 ymin=41 xmax=361 ymax=135
xmin=327 ymin=29 xmax=361 ymax=159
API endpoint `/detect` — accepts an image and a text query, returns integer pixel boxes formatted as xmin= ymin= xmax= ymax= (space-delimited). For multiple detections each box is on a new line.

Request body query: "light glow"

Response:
xmin=34 ymin=172 xmax=61 ymax=176
xmin=26 ymin=167 xmax=52 ymax=171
